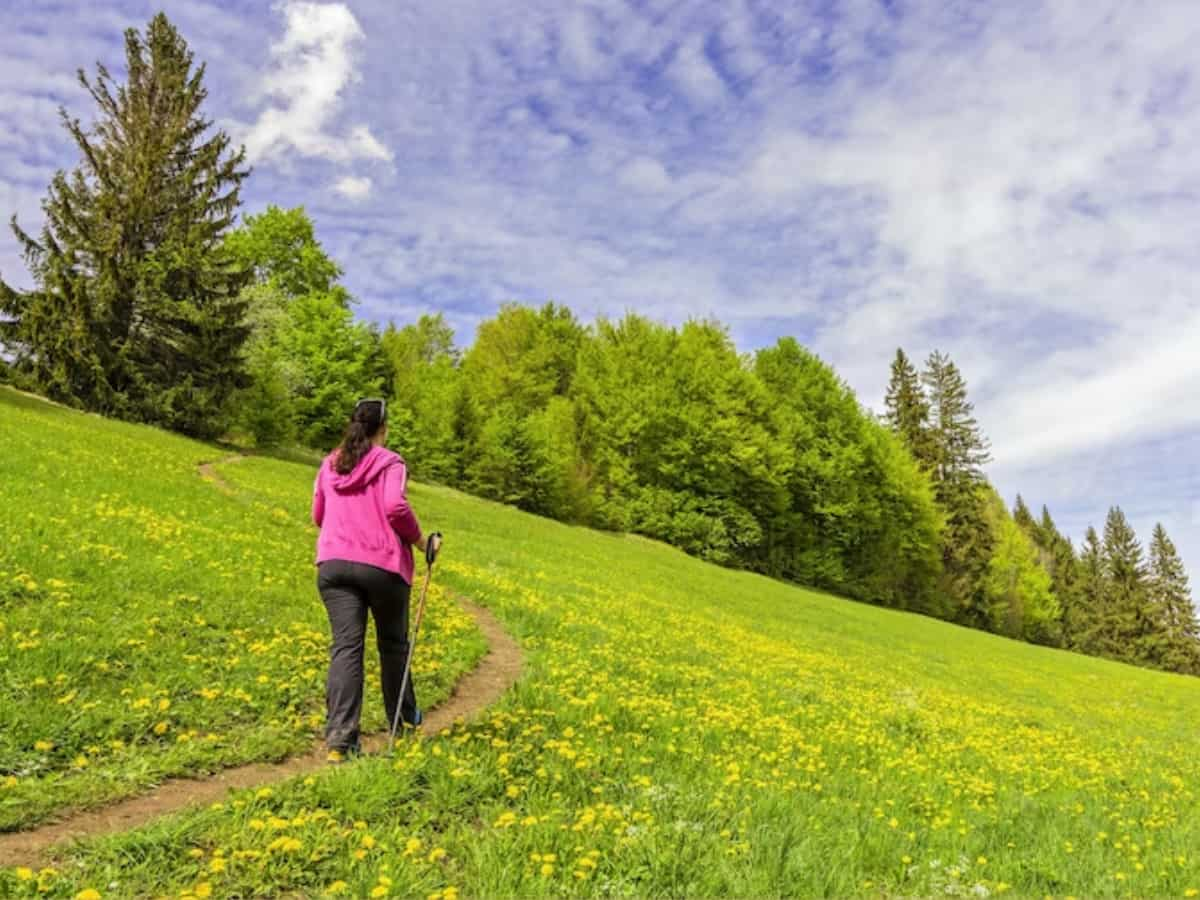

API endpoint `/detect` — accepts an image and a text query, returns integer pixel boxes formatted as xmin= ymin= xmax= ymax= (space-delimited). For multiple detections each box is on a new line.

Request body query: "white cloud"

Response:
xmin=726 ymin=4 xmax=1200 ymax=466
xmin=618 ymin=156 xmax=673 ymax=193
xmin=333 ymin=174 xmax=372 ymax=200
xmin=558 ymin=10 xmax=608 ymax=79
xmin=669 ymin=34 xmax=727 ymax=107
xmin=238 ymin=1 xmax=392 ymax=166
xmin=987 ymin=309 xmax=1200 ymax=467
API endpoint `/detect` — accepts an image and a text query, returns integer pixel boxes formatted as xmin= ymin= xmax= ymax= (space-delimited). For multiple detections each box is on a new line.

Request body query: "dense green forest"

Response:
xmin=2 ymin=13 xmax=1196 ymax=677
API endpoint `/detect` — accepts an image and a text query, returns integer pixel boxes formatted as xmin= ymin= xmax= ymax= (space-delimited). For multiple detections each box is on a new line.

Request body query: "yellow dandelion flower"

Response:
xmin=541 ymin=863 xmax=555 ymax=877
xmin=16 ymin=867 xmax=34 ymax=881
xmin=75 ymin=890 xmax=102 ymax=900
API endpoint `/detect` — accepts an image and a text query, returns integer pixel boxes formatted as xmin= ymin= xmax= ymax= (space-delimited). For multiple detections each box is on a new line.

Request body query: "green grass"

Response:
xmin=0 ymin=388 xmax=485 ymax=833
xmin=4 ymin=386 xmax=1200 ymax=898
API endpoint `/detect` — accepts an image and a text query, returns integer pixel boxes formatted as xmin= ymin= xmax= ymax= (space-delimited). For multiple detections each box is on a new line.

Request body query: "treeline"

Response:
xmin=393 ymin=306 xmax=943 ymax=612
xmin=884 ymin=350 xmax=1200 ymax=672
xmin=2 ymin=13 xmax=1197 ymax=677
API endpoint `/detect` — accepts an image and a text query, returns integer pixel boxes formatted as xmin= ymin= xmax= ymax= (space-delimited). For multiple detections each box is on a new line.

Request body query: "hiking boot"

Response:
xmin=326 ymin=743 xmax=361 ymax=764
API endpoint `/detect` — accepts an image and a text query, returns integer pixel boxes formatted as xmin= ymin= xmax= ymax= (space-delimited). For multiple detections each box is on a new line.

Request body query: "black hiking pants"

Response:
xmin=317 ymin=559 xmax=418 ymax=751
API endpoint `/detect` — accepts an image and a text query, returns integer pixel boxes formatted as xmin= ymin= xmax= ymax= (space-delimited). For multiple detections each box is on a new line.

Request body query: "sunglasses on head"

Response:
xmin=355 ymin=397 xmax=387 ymax=424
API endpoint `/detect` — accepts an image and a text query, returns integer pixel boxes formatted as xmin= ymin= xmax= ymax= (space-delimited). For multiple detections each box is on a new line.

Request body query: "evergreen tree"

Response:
xmin=1148 ymin=523 xmax=1200 ymax=674
xmin=1012 ymin=495 xmax=1037 ymax=535
xmin=1038 ymin=506 xmax=1058 ymax=543
xmin=1075 ymin=526 xmax=1107 ymax=654
xmin=921 ymin=351 xmax=994 ymax=626
xmin=0 ymin=14 xmax=249 ymax=437
xmin=884 ymin=348 xmax=933 ymax=467
xmin=922 ymin=351 xmax=991 ymax=484
xmin=1097 ymin=507 xmax=1159 ymax=664
xmin=1030 ymin=505 xmax=1081 ymax=649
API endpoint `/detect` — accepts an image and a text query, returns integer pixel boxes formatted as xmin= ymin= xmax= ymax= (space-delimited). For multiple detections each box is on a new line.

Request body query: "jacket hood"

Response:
xmin=327 ymin=445 xmax=399 ymax=492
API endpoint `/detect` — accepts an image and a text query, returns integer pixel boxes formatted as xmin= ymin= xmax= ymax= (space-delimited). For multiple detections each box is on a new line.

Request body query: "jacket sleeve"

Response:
xmin=311 ymin=466 xmax=325 ymax=528
xmin=384 ymin=460 xmax=423 ymax=544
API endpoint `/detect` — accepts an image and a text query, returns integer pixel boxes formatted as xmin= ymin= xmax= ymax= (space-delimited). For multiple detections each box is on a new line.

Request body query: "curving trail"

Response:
xmin=0 ymin=457 xmax=524 ymax=869
xmin=0 ymin=597 xmax=520 ymax=868
xmin=196 ymin=453 xmax=245 ymax=494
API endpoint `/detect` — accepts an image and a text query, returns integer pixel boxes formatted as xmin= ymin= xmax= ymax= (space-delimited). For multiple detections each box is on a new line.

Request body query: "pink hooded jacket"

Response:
xmin=312 ymin=445 xmax=423 ymax=585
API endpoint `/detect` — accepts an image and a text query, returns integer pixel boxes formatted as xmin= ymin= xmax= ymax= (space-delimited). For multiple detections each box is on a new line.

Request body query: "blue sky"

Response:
xmin=4 ymin=0 xmax=1200 ymax=575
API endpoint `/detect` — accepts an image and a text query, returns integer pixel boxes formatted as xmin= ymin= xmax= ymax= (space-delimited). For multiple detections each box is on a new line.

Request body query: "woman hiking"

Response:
xmin=312 ymin=397 xmax=434 ymax=761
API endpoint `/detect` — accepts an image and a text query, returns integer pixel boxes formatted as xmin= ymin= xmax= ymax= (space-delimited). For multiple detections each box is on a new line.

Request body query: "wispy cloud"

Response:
xmin=237 ymin=1 xmax=391 ymax=167
xmin=333 ymin=174 xmax=372 ymax=200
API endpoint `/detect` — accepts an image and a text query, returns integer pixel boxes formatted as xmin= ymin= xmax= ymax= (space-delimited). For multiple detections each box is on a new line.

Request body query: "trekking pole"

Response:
xmin=389 ymin=532 xmax=442 ymax=747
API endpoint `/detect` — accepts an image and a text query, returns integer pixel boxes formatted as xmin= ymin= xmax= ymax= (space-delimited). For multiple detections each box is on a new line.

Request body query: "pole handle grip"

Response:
xmin=425 ymin=532 xmax=443 ymax=566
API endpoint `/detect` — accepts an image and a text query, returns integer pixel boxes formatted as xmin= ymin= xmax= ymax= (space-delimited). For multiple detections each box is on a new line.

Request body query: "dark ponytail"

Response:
xmin=334 ymin=399 xmax=387 ymax=474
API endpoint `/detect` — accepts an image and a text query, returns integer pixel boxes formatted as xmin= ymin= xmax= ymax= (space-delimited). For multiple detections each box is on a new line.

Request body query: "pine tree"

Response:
xmin=1097 ymin=507 xmax=1160 ymax=664
xmin=0 ymin=14 xmax=249 ymax=437
xmin=1050 ymin=534 xmax=1083 ymax=648
xmin=884 ymin=348 xmax=933 ymax=467
xmin=921 ymin=351 xmax=994 ymax=626
xmin=1075 ymin=526 xmax=1106 ymax=652
xmin=1012 ymin=495 xmax=1037 ymax=534
xmin=922 ymin=351 xmax=991 ymax=485
xmin=1148 ymin=523 xmax=1200 ymax=674
xmin=1038 ymin=506 xmax=1058 ymax=542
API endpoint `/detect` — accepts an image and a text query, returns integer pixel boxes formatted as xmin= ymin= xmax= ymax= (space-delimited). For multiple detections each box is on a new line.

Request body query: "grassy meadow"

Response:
xmin=3 ymin=387 xmax=1200 ymax=898
xmin=0 ymin=388 xmax=485 ymax=832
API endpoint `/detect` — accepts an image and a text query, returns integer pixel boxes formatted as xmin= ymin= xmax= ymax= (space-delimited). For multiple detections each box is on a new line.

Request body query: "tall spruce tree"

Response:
xmin=922 ymin=351 xmax=991 ymax=484
xmin=1148 ymin=523 xmax=1200 ymax=673
xmin=921 ymin=350 xmax=994 ymax=626
xmin=1038 ymin=505 xmax=1057 ymax=540
xmin=1098 ymin=507 xmax=1159 ymax=664
xmin=1075 ymin=526 xmax=1107 ymax=654
xmin=884 ymin=348 xmax=933 ymax=467
xmin=0 ymin=14 xmax=249 ymax=436
xmin=1012 ymin=495 xmax=1037 ymax=534
xmin=1031 ymin=505 xmax=1079 ymax=646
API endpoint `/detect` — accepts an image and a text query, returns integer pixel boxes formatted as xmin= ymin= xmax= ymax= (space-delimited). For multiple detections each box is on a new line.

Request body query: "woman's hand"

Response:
xmin=415 ymin=534 xmax=428 ymax=553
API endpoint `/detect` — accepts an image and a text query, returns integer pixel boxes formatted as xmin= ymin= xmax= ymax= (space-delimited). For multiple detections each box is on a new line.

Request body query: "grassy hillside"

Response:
xmin=0 ymin=388 xmax=485 ymax=831
xmin=3 ymin=387 xmax=1200 ymax=898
